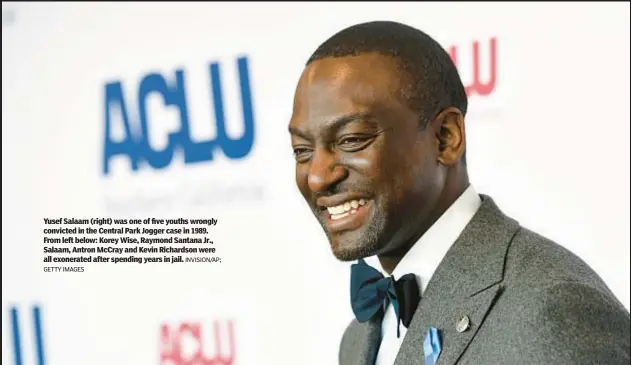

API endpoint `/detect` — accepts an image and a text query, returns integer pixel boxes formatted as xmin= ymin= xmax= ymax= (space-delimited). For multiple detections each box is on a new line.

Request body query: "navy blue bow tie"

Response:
xmin=350 ymin=259 xmax=421 ymax=337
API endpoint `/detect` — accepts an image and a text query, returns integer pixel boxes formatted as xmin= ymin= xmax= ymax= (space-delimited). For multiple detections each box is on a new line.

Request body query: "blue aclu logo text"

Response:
xmin=102 ymin=56 xmax=256 ymax=176
xmin=8 ymin=305 xmax=46 ymax=365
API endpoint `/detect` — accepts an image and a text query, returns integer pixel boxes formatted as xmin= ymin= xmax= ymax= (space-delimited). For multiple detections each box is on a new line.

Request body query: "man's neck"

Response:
xmin=378 ymin=178 xmax=470 ymax=275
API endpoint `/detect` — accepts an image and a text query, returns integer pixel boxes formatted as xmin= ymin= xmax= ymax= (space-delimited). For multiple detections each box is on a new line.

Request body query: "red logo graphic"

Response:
xmin=160 ymin=320 xmax=236 ymax=365
xmin=448 ymin=37 xmax=498 ymax=97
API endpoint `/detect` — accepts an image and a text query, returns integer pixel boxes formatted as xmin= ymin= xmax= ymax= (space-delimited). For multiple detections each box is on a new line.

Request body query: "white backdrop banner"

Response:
xmin=2 ymin=2 xmax=629 ymax=365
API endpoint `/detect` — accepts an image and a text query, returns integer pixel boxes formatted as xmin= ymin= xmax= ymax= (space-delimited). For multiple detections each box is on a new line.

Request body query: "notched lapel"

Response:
xmin=392 ymin=284 xmax=503 ymax=365
xmin=393 ymin=196 xmax=520 ymax=365
xmin=433 ymin=284 xmax=503 ymax=365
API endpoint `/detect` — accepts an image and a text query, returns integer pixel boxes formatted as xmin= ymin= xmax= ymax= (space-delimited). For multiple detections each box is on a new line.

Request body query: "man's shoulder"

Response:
xmin=505 ymin=225 xmax=614 ymax=293
xmin=465 ymin=218 xmax=630 ymax=363
xmin=492 ymin=230 xmax=630 ymax=364
xmin=472 ymin=273 xmax=630 ymax=364
xmin=468 ymin=195 xmax=611 ymax=291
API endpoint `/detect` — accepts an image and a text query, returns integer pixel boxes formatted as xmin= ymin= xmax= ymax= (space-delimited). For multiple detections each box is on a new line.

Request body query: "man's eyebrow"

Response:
xmin=288 ymin=112 xmax=372 ymax=139
xmin=288 ymin=126 xmax=310 ymax=140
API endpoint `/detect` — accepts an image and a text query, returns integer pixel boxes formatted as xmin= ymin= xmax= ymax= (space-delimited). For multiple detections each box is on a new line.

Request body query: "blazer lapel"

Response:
xmin=393 ymin=195 xmax=520 ymax=365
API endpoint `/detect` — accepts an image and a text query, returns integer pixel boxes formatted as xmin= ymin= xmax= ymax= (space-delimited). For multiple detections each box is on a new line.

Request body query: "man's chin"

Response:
xmin=328 ymin=235 xmax=380 ymax=262
xmin=317 ymin=209 xmax=386 ymax=261
xmin=331 ymin=247 xmax=364 ymax=262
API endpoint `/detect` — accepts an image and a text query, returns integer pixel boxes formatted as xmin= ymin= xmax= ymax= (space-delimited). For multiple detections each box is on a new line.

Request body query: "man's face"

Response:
xmin=289 ymin=54 xmax=444 ymax=261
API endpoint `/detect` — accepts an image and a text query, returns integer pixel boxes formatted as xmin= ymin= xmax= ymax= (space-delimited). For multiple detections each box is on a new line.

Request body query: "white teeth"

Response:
xmin=327 ymin=199 xmax=369 ymax=217
xmin=331 ymin=212 xmax=350 ymax=220
xmin=329 ymin=205 xmax=344 ymax=214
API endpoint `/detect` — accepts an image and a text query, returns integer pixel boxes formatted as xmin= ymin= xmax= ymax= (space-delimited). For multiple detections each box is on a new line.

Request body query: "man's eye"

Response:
xmin=293 ymin=148 xmax=312 ymax=162
xmin=338 ymin=135 xmax=373 ymax=151
xmin=293 ymin=148 xmax=308 ymax=156
xmin=340 ymin=137 xmax=364 ymax=145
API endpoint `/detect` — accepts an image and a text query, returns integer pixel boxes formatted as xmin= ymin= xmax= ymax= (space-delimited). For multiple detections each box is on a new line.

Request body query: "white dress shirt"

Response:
xmin=363 ymin=185 xmax=482 ymax=365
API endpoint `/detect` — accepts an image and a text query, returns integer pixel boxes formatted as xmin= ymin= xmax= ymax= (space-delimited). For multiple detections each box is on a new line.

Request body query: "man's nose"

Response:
xmin=307 ymin=149 xmax=347 ymax=193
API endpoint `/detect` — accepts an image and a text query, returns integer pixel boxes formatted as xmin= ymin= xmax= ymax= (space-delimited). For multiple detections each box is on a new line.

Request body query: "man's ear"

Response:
xmin=433 ymin=107 xmax=466 ymax=166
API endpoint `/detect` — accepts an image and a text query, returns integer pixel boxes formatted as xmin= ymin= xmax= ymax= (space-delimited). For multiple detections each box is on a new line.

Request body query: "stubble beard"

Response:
xmin=316 ymin=211 xmax=387 ymax=262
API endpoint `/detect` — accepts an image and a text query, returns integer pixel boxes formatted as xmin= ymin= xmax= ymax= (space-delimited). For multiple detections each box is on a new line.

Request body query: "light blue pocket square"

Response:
xmin=424 ymin=327 xmax=442 ymax=365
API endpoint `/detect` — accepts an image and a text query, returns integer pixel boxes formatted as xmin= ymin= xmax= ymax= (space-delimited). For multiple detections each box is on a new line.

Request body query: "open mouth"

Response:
xmin=327 ymin=198 xmax=369 ymax=220
xmin=321 ymin=198 xmax=374 ymax=233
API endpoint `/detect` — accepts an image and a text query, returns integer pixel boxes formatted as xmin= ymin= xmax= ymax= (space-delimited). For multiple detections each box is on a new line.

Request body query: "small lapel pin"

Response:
xmin=456 ymin=315 xmax=470 ymax=333
xmin=424 ymin=327 xmax=442 ymax=365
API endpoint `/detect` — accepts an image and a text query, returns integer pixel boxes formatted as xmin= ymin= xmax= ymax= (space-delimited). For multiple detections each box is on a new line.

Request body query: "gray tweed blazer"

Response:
xmin=339 ymin=195 xmax=630 ymax=365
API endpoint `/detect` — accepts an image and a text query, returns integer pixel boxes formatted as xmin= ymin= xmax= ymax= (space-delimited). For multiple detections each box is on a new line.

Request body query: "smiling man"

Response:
xmin=289 ymin=21 xmax=630 ymax=365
